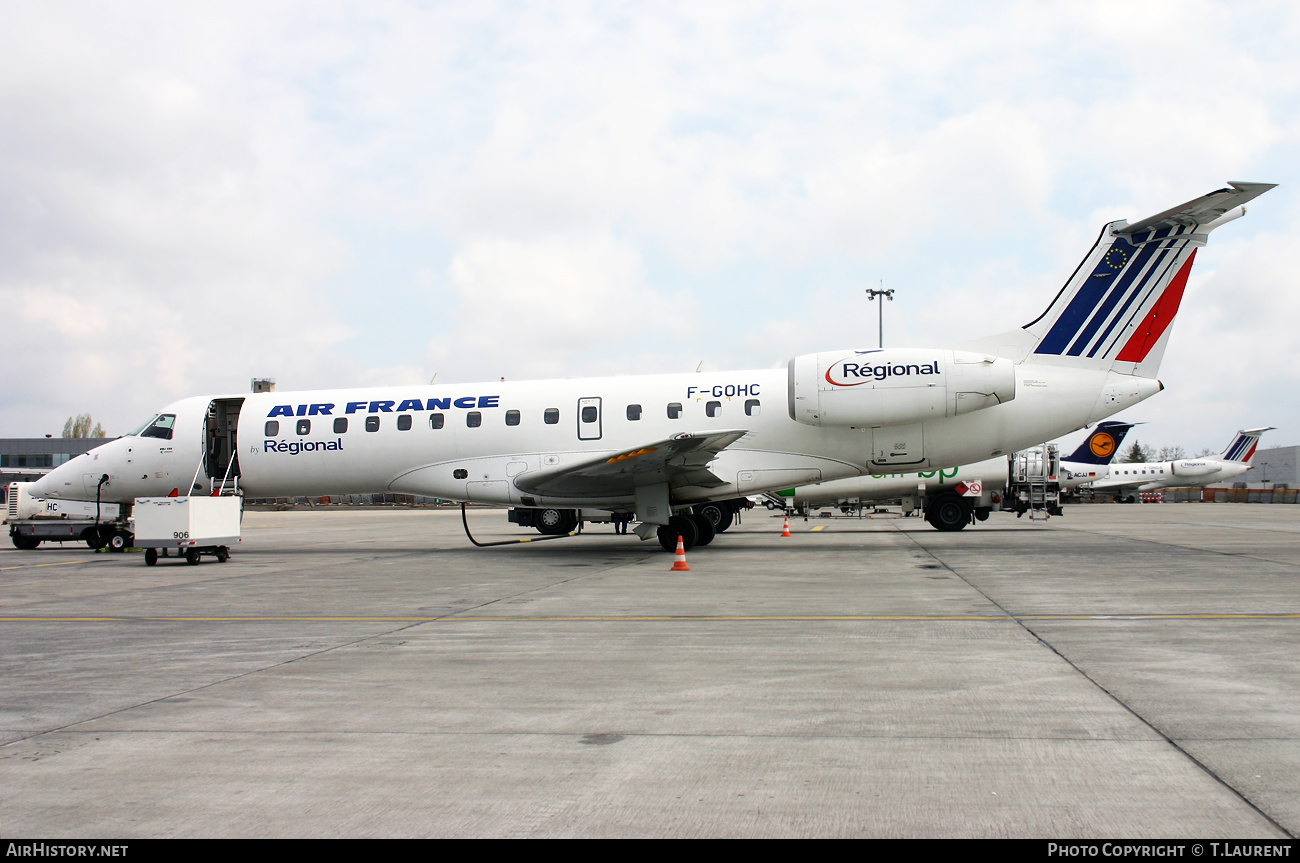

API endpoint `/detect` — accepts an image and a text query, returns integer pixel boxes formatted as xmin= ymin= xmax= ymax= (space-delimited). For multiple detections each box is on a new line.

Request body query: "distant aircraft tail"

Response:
xmin=1064 ymin=421 xmax=1137 ymax=466
xmin=1005 ymin=183 xmax=1276 ymax=377
xmin=1220 ymin=427 xmax=1275 ymax=464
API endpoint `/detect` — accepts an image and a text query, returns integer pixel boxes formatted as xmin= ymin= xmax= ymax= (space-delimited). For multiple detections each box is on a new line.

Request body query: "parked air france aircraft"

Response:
xmin=769 ymin=421 xmax=1136 ymax=529
xmin=27 ymin=183 xmax=1275 ymax=551
xmin=1087 ymin=427 xmax=1275 ymax=500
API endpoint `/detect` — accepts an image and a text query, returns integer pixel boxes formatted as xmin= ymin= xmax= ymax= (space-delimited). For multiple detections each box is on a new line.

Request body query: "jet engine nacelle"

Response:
xmin=1171 ymin=460 xmax=1217 ymax=478
xmin=787 ymin=349 xmax=1016 ymax=428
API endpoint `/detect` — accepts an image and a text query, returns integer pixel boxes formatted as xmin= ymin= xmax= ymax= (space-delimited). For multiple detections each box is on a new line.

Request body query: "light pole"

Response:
xmin=865 ymin=284 xmax=894 ymax=349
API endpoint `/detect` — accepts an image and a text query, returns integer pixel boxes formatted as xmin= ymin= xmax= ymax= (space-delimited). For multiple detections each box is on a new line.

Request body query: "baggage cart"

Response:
xmin=133 ymin=496 xmax=242 ymax=566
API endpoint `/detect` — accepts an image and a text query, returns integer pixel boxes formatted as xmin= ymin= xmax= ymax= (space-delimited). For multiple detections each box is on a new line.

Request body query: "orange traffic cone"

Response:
xmin=670 ymin=535 xmax=691 ymax=571
xmin=781 ymin=516 xmax=792 ymax=537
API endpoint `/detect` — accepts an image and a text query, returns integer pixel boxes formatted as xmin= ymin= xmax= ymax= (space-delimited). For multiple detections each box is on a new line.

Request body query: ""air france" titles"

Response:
xmin=267 ymin=396 xmax=500 ymax=418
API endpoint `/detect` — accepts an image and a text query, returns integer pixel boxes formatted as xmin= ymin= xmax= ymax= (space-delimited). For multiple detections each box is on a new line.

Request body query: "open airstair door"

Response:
xmin=204 ymin=398 xmax=244 ymax=492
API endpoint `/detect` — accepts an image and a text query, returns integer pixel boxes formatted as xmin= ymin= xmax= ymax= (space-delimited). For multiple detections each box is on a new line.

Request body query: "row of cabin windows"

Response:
xmin=264 ymin=399 xmax=762 ymax=437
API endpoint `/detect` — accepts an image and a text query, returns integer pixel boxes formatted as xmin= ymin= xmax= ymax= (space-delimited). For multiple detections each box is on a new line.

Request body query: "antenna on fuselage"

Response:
xmin=695 ymin=361 xmax=704 ymax=373
xmin=430 ymin=373 xmax=439 ymax=385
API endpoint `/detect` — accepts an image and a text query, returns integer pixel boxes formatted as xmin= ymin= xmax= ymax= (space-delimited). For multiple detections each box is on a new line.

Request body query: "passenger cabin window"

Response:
xmin=430 ymin=413 xmax=445 ymax=430
xmin=627 ymin=404 xmax=641 ymax=421
xmin=365 ymin=416 xmax=380 ymax=432
xmin=544 ymin=408 xmax=559 ymax=425
xmin=467 ymin=411 xmax=482 ymax=428
xmin=264 ymin=420 xmax=279 ymax=436
xmin=334 ymin=417 xmax=348 ymax=434
xmin=506 ymin=410 xmax=521 ymax=426
xmin=141 ymin=414 xmax=177 ymax=440
xmin=745 ymin=399 xmax=761 ymax=416
xmin=296 ymin=419 xmax=311 ymax=435
xmin=705 ymin=401 xmax=721 ymax=418
xmin=397 ymin=415 xmax=412 ymax=431
xmin=581 ymin=406 xmax=598 ymax=423
xmin=667 ymin=403 xmax=682 ymax=419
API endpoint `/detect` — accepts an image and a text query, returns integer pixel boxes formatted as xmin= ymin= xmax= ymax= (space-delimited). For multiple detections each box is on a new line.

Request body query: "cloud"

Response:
xmin=1 ymin=0 xmax=1297 ymax=454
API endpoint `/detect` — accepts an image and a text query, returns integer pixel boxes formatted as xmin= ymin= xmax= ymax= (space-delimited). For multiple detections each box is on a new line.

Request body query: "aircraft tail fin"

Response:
xmin=1018 ymin=183 xmax=1275 ymax=376
xmin=1220 ymin=427 xmax=1275 ymax=463
xmin=1065 ymin=421 xmax=1138 ymax=466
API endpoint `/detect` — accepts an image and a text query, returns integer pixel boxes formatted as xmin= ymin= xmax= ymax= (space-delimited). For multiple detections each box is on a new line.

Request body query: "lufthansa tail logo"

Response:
xmin=1090 ymin=432 xmax=1116 ymax=458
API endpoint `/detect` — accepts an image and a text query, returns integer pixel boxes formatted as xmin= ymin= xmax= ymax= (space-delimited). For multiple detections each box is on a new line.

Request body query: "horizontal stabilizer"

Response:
xmin=1117 ymin=182 xmax=1276 ymax=235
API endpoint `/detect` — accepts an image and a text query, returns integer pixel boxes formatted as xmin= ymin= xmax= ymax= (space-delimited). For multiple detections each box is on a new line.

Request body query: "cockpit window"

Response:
xmin=127 ymin=415 xmax=160 ymax=436
xmin=140 ymin=414 xmax=177 ymax=440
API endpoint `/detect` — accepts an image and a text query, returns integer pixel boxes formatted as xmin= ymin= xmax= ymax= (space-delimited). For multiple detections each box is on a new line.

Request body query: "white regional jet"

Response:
xmin=28 ymin=182 xmax=1275 ymax=551
xmin=1087 ymin=427 xmax=1275 ymax=501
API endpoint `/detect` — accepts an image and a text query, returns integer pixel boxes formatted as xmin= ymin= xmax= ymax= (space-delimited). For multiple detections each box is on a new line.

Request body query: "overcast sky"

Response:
xmin=2 ymin=1 xmax=1297 ymax=457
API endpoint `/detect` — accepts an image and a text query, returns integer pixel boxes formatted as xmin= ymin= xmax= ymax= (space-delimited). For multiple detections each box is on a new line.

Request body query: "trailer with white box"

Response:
xmin=133 ymin=495 xmax=242 ymax=566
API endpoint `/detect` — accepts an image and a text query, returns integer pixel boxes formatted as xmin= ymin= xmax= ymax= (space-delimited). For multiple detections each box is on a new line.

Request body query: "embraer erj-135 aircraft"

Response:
xmin=1087 ymin=426 xmax=1275 ymax=501
xmin=29 ymin=182 xmax=1275 ymax=551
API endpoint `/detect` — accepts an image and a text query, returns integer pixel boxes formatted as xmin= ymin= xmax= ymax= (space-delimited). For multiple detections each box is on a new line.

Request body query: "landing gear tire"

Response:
xmin=927 ymin=494 xmax=971 ymax=532
xmin=107 ymin=530 xmax=132 ymax=552
xmin=974 ymin=508 xmax=990 ymax=522
xmin=84 ymin=527 xmax=107 ymax=550
xmin=11 ymin=534 xmax=40 ymax=550
xmin=657 ymin=515 xmax=699 ymax=552
xmin=186 ymin=549 xmax=201 ymax=566
xmin=690 ymin=513 xmax=717 ymax=547
xmin=695 ymin=503 xmax=734 ymax=533
xmin=535 ymin=508 xmax=577 ymax=535
xmin=216 ymin=546 xmax=230 ymax=563
xmin=144 ymin=548 xmax=159 ymax=566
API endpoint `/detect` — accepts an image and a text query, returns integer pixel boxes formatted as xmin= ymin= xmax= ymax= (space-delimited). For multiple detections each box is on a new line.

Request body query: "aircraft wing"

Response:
xmin=514 ymin=430 xmax=749 ymax=498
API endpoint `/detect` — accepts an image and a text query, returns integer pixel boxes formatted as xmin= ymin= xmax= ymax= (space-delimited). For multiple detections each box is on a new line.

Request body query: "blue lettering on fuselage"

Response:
xmin=270 ymin=396 xmax=502 ymax=418
xmin=263 ymin=438 xmax=345 ymax=455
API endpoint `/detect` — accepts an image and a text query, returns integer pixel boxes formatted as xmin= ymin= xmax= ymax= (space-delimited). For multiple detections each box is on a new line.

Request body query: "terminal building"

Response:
xmin=1232 ymin=445 xmax=1298 ymax=487
xmin=1 ymin=438 xmax=108 ymax=503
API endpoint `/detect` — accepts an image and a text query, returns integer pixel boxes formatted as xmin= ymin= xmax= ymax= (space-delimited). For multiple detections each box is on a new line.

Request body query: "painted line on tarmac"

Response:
xmin=0 ymin=560 xmax=108 ymax=572
xmin=2 ymin=613 xmax=1298 ymax=623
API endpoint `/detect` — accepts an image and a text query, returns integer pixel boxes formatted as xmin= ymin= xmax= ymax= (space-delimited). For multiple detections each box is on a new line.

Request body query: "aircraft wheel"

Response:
xmin=657 ymin=516 xmax=698 ymax=552
xmin=185 ymin=549 xmax=201 ymax=566
xmin=535 ymin=508 xmax=575 ymax=535
xmin=927 ymin=494 xmax=971 ymax=532
xmin=694 ymin=503 xmax=733 ymax=533
xmin=144 ymin=548 xmax=159 ymax=567
xmin=690 ymin=513 xmax=717 ymax=547
xmin=974 ymin=508 xmax=990 ymax=522
xmin=83 ymin=527 xmax=107 ymax=549
xmin=107 ymin=530 xmax=131 ymax=552
xmin=11 ymin=534 xmax=40 ymax=550
xmin=216 ymin=546 xmax=230 ymax=563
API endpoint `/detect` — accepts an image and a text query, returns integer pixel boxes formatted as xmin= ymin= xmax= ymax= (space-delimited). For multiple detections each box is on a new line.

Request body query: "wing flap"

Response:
xmin=514 ymin=430 xmax=749 ymax=498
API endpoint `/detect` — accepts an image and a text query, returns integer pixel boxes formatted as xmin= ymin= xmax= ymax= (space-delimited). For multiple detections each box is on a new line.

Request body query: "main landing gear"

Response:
xmin=655 ymin=513 xmax=717 ymax=552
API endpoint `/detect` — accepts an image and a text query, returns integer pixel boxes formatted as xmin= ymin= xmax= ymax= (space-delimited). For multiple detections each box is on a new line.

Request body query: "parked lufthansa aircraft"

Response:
xmin=28 ymin=183 xmax=1275 ymax=550
xmin=1087 ymin=427 xmax=1275 ymax=501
